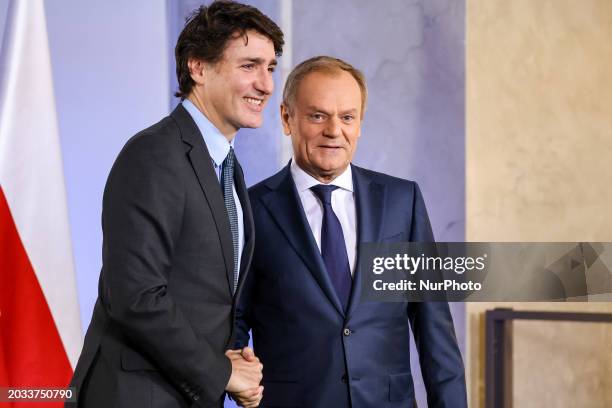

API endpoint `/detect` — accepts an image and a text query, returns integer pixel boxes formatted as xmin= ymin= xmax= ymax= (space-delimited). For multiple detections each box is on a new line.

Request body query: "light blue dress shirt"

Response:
xmin=182 ymin=99 xmax=245 ymax=281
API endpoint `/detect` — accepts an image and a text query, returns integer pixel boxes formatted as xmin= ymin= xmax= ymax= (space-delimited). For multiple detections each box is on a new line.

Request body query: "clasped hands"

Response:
xmin=225 ymin=347 xmax=263 ymax=408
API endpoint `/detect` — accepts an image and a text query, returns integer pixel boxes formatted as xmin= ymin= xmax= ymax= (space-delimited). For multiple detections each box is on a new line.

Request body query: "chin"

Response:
xmin=240 ymin=116 xmax=263 ymax=129
xmin=313 ymin=164 xmax=343 ymax=176
xmin=317 ymin=159 xmax=346 ymax=172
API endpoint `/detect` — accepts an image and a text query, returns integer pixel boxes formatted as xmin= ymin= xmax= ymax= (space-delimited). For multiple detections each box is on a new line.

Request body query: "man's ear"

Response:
xmin=187 ymin=58 xmax=206 ymax=86
xmin=280 ymin=103 xmax=292 ymax=136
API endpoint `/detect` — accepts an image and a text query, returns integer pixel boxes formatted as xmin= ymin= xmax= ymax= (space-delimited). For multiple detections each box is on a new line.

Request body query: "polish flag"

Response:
xmin=0 ymin=0 xmax=82 ymax=404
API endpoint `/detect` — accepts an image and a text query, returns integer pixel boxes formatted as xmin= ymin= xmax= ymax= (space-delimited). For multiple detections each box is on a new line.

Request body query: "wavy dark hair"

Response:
xmin=174 ymin=0 xmax=284 ymax=99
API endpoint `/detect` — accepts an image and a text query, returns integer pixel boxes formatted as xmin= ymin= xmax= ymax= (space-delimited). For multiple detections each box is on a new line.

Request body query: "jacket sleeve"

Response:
xmin=407 ymin=301 xmax=467 ymax=408
xmin=101 ymin=135 xmax=231 ymax=406
xmin=408 ymin=182 xmax=435 ymax=242
xmin=233 ymin=264 xmax=254 ymax=349
xmin=407 ymin=182 xmax=467 ymax=408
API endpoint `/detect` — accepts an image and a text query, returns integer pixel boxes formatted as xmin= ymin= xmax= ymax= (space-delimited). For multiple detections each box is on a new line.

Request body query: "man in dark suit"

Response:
xmin=235 ymin=56 xmax=467 ymax=407
xmin=68 ymin=2 xmax=283 ymax=407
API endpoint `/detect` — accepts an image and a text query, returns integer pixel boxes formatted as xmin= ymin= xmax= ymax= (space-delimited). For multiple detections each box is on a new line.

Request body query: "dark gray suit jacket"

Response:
xmin=68 ymin=105 xmax=254 ymax=408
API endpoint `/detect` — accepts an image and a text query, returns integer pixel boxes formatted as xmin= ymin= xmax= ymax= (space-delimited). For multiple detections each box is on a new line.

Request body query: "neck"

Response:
xmin=187 ymin=94 xmax=237 ymax=142
xmin=312 ymin=173 xmax=338 ymax=184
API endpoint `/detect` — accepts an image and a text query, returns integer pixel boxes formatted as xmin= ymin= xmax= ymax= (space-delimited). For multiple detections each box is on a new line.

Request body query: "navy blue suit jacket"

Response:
xmin=235 ymin=164 xmax=467 ymax=408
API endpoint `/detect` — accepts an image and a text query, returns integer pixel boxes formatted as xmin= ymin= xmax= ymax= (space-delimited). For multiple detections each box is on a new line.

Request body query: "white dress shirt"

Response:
xmin=290 ymin=160 xmax=357 ymax=276
xmin=182 ymin=99 xmax=245 ymax=278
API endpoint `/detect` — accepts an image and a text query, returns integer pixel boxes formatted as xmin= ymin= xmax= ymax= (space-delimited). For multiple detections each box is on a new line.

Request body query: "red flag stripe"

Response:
xmin=0 ymin=186 xmax=72 ymax=407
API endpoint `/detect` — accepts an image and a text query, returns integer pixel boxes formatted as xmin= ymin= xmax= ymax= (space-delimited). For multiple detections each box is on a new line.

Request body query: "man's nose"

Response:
xmin=323 ymin=117 xmax=342 ymax=137
xmin=255 ymin=69 xmax=274 ymax=95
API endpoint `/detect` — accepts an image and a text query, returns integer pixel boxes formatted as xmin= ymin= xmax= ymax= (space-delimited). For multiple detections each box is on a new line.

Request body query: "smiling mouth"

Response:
xmin=244 ymin=97 xmax=263 ymax=107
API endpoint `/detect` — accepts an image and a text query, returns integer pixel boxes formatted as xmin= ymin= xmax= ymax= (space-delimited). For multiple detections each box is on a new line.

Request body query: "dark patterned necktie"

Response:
xmin=221 ymin=147 xmax=239 ymax=293
xmin=310 ymin=184 xmax=352 ymax=310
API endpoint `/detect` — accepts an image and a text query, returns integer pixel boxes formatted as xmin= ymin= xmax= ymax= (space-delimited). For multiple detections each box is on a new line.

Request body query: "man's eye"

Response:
xmin=268 ymin=66 xmax=276 ymax=73
xmin=242 ymin=64 xmax=255 ymax=70
xmin=342 ymin=115 xmax=355 ymax=122
xmin=310 ymin=114 xmax=324 ymax=121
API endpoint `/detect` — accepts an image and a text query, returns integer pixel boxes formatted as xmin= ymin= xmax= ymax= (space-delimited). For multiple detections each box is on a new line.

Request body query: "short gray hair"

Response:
xmin=282 ymin=56 xmax=367 ymax=117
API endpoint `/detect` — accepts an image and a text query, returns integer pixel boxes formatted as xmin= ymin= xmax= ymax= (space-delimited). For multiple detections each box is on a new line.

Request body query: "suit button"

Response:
xmin=343 ymin=328 xmax=351 ymax=336
xmin=193 ymin=394 xmax=200 ymax=401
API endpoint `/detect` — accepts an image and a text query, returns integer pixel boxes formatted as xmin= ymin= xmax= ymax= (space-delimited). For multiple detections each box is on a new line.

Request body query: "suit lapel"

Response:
xmin=234 ymin=159 xmax=254 ymax=295
xmin=261 ymin=165 xmax=345 ymax=316
xmin=171 ymin=105 xmax=235 ymax=295
xmin=347 ymin=165 xmax=386 ymax=318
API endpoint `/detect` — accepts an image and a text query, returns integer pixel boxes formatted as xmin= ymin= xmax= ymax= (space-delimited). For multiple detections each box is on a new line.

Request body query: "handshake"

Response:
xmin=225 ymin=347 xmax=264 ymax=408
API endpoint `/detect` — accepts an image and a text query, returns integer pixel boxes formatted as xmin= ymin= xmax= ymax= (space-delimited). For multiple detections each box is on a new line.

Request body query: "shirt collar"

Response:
xmin=182 ymin=99 xmax=234 ymax=166
xmin=290 ymin=159 xmax=354 ymax=193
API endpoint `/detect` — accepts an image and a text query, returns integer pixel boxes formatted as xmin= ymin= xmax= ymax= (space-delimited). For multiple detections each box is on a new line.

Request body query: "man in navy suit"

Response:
xmin=234 ymin=56 xmax=467 ymax=407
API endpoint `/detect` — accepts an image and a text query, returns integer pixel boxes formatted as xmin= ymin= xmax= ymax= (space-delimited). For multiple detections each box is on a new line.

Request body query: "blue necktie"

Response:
xmin=310 ymin=184 xmax=352 ymax=310
xmin=221 ymin=147 xmax=239 ymax=293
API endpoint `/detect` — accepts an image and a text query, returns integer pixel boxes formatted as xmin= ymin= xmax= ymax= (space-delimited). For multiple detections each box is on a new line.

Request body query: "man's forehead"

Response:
xmin=298 ymin=72 xmax=360 ymax=97
xmin=223 ymin=30 xmax=276 ymax=58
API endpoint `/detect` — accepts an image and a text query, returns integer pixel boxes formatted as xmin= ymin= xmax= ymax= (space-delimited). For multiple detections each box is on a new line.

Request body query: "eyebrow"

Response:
xmin=239 ymin=57 xmax=278 ymax=66
xmin=305 ymin=106 xmax=359 ymax=115
xmin=305 ymin=106 xmax=329 ymax=115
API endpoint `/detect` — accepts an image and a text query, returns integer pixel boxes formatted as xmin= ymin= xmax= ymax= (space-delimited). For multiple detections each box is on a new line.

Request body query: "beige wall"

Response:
xmin=467 ymin=0 xmax=612 ymax=242
xmin=466 ymin=303 xmax=612 ymax=407
xmin=466 ymin=0 xmax=612 ymax=406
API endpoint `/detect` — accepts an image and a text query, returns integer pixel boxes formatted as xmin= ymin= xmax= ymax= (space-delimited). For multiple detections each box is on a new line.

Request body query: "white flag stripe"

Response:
xmin=0 ymin=0 xmax=82 ymax=368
